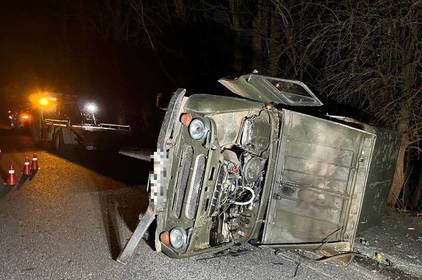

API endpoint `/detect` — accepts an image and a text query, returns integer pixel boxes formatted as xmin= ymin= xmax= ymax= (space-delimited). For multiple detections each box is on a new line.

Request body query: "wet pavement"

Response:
xmin=0 ymin=124 xmax=419 ymax=280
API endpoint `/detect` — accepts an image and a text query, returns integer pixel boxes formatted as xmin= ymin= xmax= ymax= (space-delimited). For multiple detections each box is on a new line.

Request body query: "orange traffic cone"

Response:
xmin=31 ymin=154 xmax=38 ymax=171
xmin=23 ymin=157 xmax=31 ymax=176
xmin=6 ymin=164 xmax=16 ymax=186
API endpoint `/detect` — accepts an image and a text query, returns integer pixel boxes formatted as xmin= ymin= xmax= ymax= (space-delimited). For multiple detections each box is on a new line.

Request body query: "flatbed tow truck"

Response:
xmin=30 ymin=93 xmax=131 ymax=153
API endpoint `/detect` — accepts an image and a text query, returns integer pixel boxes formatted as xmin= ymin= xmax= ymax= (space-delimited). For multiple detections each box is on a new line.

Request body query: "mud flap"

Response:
xmin=116 ymin=206 xmax=156 ymax=265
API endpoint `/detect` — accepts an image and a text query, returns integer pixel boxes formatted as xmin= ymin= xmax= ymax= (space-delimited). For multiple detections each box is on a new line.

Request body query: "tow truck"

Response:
xmin=30 ymin=93 xmax=131 ymax=153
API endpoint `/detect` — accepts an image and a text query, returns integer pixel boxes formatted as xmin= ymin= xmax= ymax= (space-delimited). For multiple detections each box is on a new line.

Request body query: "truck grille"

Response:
xmin=173 ymin=146 xmax=193 ymax=218
xmin=185 ymin=155 xmax=206 ymax=219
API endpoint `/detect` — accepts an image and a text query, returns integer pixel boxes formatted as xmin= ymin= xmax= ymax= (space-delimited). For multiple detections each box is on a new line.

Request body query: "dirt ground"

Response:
xmin=354 ymin=209 xmax=422 ymax=279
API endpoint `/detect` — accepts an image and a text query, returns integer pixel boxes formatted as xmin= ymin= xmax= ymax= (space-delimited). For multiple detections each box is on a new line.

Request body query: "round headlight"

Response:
xmin=84 ymin=102 xmax=98 ymax=113
xmin=188 ymin=118 xmax=206 ymax=140
xmin=169 ymin=227 xmax=187 ymax=249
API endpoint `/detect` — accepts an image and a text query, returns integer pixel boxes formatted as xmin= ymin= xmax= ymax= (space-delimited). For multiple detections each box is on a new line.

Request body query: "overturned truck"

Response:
xmin=118 ymin=74 xmax=400 ymax=264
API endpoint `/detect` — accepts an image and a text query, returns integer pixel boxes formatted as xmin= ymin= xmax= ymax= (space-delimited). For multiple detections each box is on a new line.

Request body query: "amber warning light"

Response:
xmin=39 ymin=98 xmax=49 ymax=106
xmin=20 ymin=114 xmax=31 ymax=120
xmin=180 ymin=113 xmax=193 ymax=126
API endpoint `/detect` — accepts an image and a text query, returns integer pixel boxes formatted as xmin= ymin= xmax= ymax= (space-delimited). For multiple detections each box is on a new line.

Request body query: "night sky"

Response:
xmin=0 ymin=1 xmax=238 ymax=127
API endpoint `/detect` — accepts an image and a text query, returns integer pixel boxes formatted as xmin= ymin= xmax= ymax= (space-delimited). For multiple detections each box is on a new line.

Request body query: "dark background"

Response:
xmin=0 ymin=1 xmax=245 ymax=144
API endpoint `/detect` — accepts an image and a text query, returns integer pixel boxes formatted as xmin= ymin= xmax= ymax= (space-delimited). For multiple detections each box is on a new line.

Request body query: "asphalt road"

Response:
xmin=0 ymin=125 xmax=387 ymax=280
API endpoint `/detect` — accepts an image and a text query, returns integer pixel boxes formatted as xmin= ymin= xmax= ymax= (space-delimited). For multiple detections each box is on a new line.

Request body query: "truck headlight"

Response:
xmin=188 ymin=118 xmax=206 ymax=140
xmin=169 ymin=227 xmax=187 ymax=249
xmin=84 ymin=103 xmax=98 ymax=113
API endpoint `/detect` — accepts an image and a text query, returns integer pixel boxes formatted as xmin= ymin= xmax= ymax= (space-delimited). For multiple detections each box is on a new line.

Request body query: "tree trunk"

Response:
xmin=387 ymin=136 xmax=407 ymax=207
xmin=387 ymin=52 xmax=416 ymax=207
xmin=387 ymin=105 xmax=410 ymax=207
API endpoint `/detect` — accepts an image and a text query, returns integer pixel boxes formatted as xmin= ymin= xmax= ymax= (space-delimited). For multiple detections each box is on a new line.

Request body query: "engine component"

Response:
xmin=240 ymin=110 xmax=271 ymax=155
xmin=222 ymin=149 xmax=241 ymax=167
xmin=209 ymin=133 xmax=269 ymax=246
xmin=233 ymin=186 xmax=255 ymax=206
xmin=243 ymin=156 xmax=266 ymax=183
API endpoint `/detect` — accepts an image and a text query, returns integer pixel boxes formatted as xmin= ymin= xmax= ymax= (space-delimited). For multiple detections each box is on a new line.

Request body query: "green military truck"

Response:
xmin=118 ymin=73 xmax=400 ymax=264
